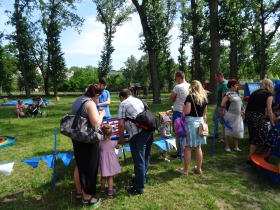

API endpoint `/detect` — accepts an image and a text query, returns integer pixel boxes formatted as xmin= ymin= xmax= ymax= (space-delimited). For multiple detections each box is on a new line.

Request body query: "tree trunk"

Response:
xmin=209 ymin=0 xmax=220 ymax=104
xmin=132 ymin=0 xmax=161 ymax=104
xmin=229 ymin=33 xmax=238 ymax=79
xmin=191 ymin=0 xmax=201 ymax=81
xmin=148 ymin=50 xmax=161 ymax=104
xmin=260 ymin=4 xmax=266 ymax=79
xmin=44 ymin=77 xmax=50 ymax=96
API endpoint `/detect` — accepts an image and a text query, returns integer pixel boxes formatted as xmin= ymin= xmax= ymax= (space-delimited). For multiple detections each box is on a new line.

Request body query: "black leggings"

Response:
xmin=72 ymin=139 xmax=100 ymax=195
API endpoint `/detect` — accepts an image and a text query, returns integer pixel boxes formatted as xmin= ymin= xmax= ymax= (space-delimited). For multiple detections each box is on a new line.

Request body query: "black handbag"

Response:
xmin=60 ymin=100 xmax=103 ymax=144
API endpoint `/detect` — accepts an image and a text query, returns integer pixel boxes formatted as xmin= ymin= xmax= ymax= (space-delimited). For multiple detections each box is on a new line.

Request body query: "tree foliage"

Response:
xmin=93 ymin=0 xmax=134 ymax=77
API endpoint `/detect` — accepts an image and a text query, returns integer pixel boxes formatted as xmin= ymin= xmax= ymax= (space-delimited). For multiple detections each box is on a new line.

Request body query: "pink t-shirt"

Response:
xmin=16 ymin=103 xmax=25 ymax=112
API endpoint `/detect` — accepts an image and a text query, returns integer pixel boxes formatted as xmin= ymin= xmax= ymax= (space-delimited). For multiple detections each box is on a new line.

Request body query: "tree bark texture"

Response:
xmin=229 ymin=34 xmax=238 ymax=79
xmin=131 ymin=0 xmax=161 ymax=104
xmin=209 ymin=0 xmax=220 ymax=104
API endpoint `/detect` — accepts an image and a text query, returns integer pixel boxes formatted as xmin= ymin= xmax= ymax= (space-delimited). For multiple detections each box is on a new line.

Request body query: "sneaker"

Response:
xmin=225 ymin=148 xmax=231 ymax=152
xmin=163 ymin=158 xmax=170 ymax=162
xmin=234 ymin=148 xmax=241 ymax=152
xmin=108 ymin=188 xmax=116 ymax=196
xmin=100 ymin=187 xmax=105 ymax=193
xmin=125 ymin=186 xmax=143 ymax=194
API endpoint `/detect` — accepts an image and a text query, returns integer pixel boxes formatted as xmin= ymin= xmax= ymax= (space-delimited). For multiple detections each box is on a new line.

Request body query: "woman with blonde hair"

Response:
xmin=245 ymin=79 xmax=275 ymax=164
xmin=176 ymin=80 xmax=208 ymax=175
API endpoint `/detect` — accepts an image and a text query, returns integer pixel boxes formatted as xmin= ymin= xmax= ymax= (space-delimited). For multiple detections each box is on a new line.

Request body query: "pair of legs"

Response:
xmin=162 ymin=151 xmax=167 ymax=158
xmin=248 ymin=144 xmax=257 ymax=160
xmin=212 ymin=106 xmax=225 ymax=139
xmin=72 ymin=140 xmax=100 ymax=204
xmin=129 ymin=130 xmax=154 ymax=192
xmin=224 ymin=136 xmax=240 ymax=150
xmin=177 ymin=146 xmax=203 ymax=175
xmin=246 ymin=111 xmax=267 ymax=161
xmin=100 ymin=176 xmax=113 ymax=190
xmin=14 ymin=110 xmax=24 ymax=118
xmin=74 ymin=166 xmax=83 ymax=198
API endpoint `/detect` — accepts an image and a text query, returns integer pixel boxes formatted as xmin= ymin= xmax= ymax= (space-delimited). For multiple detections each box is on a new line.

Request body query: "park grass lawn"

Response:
xmin=0 ymin=94 xmax=280 ymax=210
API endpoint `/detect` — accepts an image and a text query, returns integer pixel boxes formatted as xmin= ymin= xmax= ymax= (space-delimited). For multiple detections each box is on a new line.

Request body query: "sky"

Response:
xmin=0 ymin=0 xmax=190 ymax=70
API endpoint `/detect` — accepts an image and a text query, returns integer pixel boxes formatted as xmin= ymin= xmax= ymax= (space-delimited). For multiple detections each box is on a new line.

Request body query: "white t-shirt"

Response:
xmin=172 ymin=82 xmax=190 ymax=112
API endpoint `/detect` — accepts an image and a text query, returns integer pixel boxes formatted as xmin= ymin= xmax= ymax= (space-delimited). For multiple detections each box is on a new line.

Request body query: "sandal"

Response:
xmin=75 ymin=192 xmax=83 ymax=200
xmin=176 ymin=168 xmax=188 ymax=176
xmin=82 ymin=195 xmax=102 ymax=209
xmin=194 ymin=166 xmax=202 ymax=174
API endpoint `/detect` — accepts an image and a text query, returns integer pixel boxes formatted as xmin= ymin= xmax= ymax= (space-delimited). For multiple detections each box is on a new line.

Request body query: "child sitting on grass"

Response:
xmin=99 ymin=124 xmax=121 ymax=196
xmin=158 ymin=116 xmax=174 ymax=162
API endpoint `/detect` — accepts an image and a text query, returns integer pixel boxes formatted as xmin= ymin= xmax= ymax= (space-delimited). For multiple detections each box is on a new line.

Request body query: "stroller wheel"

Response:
xmin=41 ymin=111 xmax=46 ymax=117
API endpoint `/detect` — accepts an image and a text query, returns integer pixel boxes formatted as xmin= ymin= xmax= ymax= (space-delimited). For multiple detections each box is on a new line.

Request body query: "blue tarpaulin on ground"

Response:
xmin=2 ymin=99 xmax=50 ymax=106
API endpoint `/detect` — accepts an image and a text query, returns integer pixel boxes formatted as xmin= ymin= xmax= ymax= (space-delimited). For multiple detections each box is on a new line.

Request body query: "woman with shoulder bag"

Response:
xmin=176 ymin=80 xmax=208 ymax=175
xmin=72 ymin=84 xmax=106 ymax=208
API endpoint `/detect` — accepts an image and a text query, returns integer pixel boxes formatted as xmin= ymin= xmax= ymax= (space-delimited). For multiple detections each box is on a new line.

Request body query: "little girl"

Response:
xmin=158 ymin=116 xmax=173 ymax=162
xmin=99 ymin=124 xmax=121 ymax=196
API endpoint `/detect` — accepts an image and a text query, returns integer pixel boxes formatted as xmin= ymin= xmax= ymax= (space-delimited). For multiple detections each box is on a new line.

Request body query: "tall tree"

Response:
xmin=219 ymin=0 xmax=251 ymax=80
xmin=132 ymin=0 xmax=174 ymax=104
xmin=7 ymin=0 xmax=37 ymax=97
xmin=178 ymin=0 xmax=189 ymax=74
xmin=0 ymin=35 xmax=18 ymax=94
xmin=93 ymin=0 xmax=133 ymax=77
xmin=250 ymin=0 xmax=280 ymax=79
xmin=122 ymin=55 xmax=138 ymax=83
xmin=209 ymin=0 xmax=220 ymax=104
xmin=38 ymin=0 xmax=84 ymax=96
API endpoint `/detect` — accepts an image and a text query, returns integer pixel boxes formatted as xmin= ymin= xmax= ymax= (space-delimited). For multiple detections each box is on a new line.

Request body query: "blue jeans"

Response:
xmin=129 ymin=130 xmax=154 ymax=192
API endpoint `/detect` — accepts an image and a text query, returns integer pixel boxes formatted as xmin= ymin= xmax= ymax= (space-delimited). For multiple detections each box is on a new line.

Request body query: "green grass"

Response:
xmin=0 ymin=94 xmax=280 ymax=210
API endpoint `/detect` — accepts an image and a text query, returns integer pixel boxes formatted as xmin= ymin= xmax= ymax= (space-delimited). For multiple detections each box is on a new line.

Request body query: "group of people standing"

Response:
xmin=69 ymin=72 xmax=279 ymax=209
xmin=71 ymin=79 xmax=154 ymax=208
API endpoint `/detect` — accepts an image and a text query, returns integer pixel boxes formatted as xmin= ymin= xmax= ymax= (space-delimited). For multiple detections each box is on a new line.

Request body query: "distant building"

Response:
xmin=108 ymin=70 xmax=122 ymax=75
xmin=66 ymin=71 xmax=74 ymax=80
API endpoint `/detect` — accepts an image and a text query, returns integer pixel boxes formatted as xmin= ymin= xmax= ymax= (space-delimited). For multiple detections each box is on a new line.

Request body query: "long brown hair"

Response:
xmin=84 ymin=84 xmax=103 ymax=97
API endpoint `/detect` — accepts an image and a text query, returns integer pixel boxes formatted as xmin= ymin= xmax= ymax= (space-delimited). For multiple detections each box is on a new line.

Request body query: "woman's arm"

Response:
xmin=183 ymin=102 xmax=191 ymax=115
xmin=266 ymin=96 xmax=275 ymax=127
xmin=203 ymin=105 xmax=207 ymax=123
xmin=98 ymin=98 xmax=110 ymax=106
xmin=219 ymin=95 xmax=228 ymax=117
xmin=86 ymin=101 xmax=105 ymax=127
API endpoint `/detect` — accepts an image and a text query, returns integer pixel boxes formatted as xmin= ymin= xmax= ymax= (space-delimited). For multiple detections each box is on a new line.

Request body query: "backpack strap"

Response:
xmin=125 ymin=99 xmax=147 ymax=122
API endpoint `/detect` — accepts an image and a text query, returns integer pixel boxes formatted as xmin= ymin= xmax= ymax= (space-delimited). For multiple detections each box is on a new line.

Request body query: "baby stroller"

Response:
xmin=26 ymin=96 xmax=46 ymax=117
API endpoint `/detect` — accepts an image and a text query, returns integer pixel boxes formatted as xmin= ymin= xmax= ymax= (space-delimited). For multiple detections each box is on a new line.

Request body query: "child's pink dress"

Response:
xmin=99 ymin=140 xmax=121 ymax=176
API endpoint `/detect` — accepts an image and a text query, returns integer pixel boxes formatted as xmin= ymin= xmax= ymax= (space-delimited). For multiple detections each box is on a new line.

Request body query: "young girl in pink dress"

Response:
xmin=99 ymin=124 xmax=121 ymax=196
